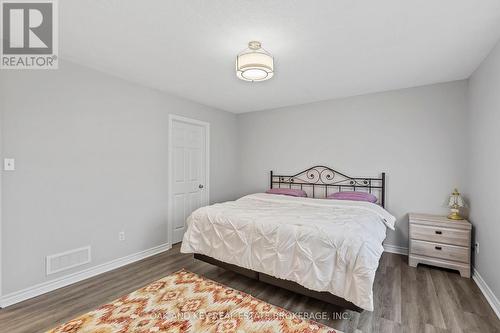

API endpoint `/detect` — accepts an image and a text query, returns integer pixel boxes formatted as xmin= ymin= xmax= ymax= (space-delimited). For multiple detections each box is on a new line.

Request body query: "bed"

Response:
xmin=180 ymin=166 xmax=395 ymax=312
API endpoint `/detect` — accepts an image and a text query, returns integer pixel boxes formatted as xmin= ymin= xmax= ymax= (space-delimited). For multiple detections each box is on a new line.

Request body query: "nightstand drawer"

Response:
xmin=410 ymin=224 xmax=469 ymax=246
xmin=411 ymin=239 xmax=469 ymax=263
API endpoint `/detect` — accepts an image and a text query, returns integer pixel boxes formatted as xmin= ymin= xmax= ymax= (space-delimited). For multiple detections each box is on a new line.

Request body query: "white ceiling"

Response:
xmin=60 ymin=0 xmax=500 ymax=113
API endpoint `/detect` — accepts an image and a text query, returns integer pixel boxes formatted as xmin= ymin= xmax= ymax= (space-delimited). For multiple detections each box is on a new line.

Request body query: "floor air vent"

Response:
xmin=46 ymin=246 xmax=91 ymax=275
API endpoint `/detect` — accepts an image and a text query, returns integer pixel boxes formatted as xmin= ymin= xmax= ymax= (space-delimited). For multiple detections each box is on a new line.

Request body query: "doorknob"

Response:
xmin=199 ymin=184 xmax=204 ymax=189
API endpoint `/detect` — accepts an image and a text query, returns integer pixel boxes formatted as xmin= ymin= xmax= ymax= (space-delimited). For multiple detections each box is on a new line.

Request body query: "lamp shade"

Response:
xmin=447 ymin=188 xmax=465 ymax=208
xmin=236 ymin=41 xmax=274 ymax=82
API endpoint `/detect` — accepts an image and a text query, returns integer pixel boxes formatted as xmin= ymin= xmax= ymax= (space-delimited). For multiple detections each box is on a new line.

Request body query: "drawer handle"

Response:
xmin=435 ymin=246 xmax=442 ymax=250
xmin=435 ymin=230 xmax=442 ymax=235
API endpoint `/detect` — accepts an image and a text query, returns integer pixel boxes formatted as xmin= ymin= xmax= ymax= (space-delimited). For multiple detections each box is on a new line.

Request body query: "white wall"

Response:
xmin=0 ymin=61 xmax=239 ymax=295
xmin=467 ymin=41 xmax=500 ymax=299
xmin=237 ymin=81 xmax=468 ymax=248
xmin=0 ymin=97 xmax=3 ymax=297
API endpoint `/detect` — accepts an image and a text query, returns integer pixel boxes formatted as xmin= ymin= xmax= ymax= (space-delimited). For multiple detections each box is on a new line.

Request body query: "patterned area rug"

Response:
xmin=47 ymin=270 xmax=339 ymax=333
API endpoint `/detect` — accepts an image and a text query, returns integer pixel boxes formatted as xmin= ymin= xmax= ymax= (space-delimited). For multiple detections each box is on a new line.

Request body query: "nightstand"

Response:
xmin=409 ymin=213 xmax=471 ymax=278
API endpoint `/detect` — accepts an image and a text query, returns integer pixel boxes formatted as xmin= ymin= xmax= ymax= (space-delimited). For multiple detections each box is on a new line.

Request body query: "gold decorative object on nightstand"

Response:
xmin=446 ymin=188 xmax=465 ymax=220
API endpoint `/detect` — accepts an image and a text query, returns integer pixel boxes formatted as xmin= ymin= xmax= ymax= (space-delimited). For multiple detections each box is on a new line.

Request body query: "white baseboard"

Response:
xmin=384 ymin=244 xmax=408 ymax=255
xmin=472 ymin=268 xmax=500 ymax=320
xmin=0 ymin=243 xmax=171 ymax=308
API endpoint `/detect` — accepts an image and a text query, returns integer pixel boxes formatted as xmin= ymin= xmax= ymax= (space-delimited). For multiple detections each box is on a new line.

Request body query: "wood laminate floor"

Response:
xmin=0 ymin=243 xmax=498 ymax=333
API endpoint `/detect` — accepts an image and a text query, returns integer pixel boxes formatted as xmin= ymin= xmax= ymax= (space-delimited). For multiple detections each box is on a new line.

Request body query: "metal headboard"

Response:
xmin=270 ymin=165 xmax=386 ymax=207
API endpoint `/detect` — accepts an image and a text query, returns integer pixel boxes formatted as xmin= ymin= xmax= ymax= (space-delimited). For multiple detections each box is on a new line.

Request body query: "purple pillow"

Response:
xmin=327 ymin=191 xmax=377 ymax=203
xmin=266 ymin=188 xmax=308 ymax=197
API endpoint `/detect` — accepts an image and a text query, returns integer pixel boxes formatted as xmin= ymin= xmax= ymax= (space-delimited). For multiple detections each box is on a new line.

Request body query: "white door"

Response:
xmin=169 ymin=116 xmax=209 ymax=244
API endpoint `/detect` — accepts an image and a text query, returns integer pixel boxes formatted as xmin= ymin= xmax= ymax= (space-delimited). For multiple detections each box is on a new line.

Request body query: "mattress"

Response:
xmin=180 ymin=193 xmax=396 ymax=311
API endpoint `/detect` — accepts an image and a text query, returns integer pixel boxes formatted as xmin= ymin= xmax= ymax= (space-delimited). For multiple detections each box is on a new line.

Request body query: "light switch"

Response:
xmin=4 ymin=158 xmax=15 ymax=171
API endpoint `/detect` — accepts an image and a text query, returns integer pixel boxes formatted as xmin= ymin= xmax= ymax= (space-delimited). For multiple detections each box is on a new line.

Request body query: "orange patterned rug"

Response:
xmin=47 ymin=270 xmax=339 ymax=333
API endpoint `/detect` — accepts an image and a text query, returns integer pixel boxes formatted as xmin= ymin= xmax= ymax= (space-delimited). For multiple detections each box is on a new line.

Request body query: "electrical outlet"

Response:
xmin=4 ymin=158 xmax=15 ymax=171
xmin=474 ymin=242 xmax=479 ymax=254
xmin=119 ymin=231 xmax=125 ymax=241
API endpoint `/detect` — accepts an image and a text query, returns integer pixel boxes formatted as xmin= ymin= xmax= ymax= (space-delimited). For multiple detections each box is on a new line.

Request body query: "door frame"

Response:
xmin=167 ymin=114 xmax=210 ymax=246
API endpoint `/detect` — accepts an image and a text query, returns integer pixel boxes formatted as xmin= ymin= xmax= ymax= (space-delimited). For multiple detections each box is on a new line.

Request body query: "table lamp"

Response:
xmin=447 ymin=188 xmax=465 ymax=220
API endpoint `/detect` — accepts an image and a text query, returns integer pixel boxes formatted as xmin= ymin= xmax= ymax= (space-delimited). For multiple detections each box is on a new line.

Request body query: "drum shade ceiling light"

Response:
xmin=236 ymin=41 xmax=274 ymax=82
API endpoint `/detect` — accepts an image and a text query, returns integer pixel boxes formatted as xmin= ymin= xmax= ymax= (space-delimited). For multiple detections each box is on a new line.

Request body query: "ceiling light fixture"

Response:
xmin=236 ymin=41 xmax=274 ymax=82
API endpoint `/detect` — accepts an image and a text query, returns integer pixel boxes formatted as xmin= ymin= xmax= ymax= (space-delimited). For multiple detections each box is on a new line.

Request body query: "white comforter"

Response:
xmin=180 ymin=193 xmax=396 ymax=311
